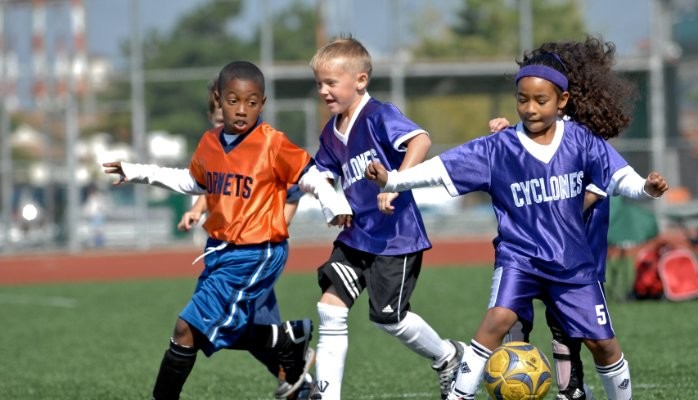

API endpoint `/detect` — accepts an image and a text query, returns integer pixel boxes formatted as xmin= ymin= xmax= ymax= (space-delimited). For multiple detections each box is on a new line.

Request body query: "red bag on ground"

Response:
xmin=657 ymin=248 xmax=698 ymax=302
xmin=632 ymin=246 xmax=664 ymax=299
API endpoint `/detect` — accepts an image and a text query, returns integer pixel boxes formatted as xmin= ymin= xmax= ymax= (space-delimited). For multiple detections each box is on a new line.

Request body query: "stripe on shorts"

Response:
xmin=331 ymin=261 xmax=361 ymax=299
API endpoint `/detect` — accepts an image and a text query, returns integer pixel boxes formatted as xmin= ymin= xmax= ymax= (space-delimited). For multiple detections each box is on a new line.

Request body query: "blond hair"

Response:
xmin=310 ymin=36 xmax=372 ymax=79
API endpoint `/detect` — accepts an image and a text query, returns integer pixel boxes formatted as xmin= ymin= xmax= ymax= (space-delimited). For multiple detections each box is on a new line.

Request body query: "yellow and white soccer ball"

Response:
xmin=483 ymin=341 xmax=552 ymax=400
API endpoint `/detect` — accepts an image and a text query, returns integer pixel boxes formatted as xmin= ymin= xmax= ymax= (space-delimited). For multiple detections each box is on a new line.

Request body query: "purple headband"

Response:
xmin=515 ymin=65 xmax=569 ymax=91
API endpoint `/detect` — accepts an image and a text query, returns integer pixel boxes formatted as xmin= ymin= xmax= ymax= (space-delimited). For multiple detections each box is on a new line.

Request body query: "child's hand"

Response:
xmin=178 ymin=210 xmax=203 ymax=232
xmin=102 ymin=162 xmax=127 ymax=185
xmin=645 ymin=171 xmax=669 ymax=198
xmin=329 ymin=214 xmax=353 ymax=228
xmin=377 ymin=192 xmax=398 ymax=215
xmin=365 ymin=161 xmax=388 ymax=187
xmin=489 ymin=117 xmax=511 ymax=133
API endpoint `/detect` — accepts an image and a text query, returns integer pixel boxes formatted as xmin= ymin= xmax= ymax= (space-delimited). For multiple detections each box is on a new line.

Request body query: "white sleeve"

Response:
xmin=298 ymin=165 xmax=352 ymax=223
xmin=121 ymin=162 xmax=205 ymax=195
xmin=585 ymin=183 xmax=607 ymax=198
xmin=606 ymin=165 xmax=654 ymax=199
xmin=383 ymin=157 xmax=450 ymax=193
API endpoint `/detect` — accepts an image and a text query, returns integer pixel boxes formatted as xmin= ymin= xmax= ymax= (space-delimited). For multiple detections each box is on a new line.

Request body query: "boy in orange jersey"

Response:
xmin=103 ymin=61 xmax=344 ymax=400
xmin=175 ymin=74 xmax=313 ymax=400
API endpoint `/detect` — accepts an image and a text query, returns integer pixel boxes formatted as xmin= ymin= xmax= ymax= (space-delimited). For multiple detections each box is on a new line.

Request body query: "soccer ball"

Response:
xmin=483 ymin=341 xmax=552 ymax=400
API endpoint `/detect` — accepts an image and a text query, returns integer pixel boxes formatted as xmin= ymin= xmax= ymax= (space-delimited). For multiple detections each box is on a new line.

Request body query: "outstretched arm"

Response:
xmin=365 ymin=157 xmax=449 ymax=214
xmin=102 ymin=161 xmax=205 ymax=195
xmin=609 ymin=167 xmax=669 ymax=199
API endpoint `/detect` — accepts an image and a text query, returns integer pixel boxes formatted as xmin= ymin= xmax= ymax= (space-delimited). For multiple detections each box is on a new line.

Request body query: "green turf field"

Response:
xmin=1 ymin=265 xmax=695 ymax=399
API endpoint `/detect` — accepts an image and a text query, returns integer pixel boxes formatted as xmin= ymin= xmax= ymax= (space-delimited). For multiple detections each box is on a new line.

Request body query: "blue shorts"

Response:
xmin=180 ymin=239 xmax=288 ymax=356
xmin=489 ymin=266 xmax=616 ymax=340
xmin=251 ymin=286 xmax=281 ymax=325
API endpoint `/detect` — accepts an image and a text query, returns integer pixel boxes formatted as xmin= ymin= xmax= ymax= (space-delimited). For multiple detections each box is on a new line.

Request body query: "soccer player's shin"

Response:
xmin=314 ymin=303 xmax=349 ymax=400
xmin=151 ymin=339 xmax=197 ymax=400
xmin=448 ymin=340 xmax=490 ymax=400
xmin=597 ymin=355 xmax=632 ymax=400
xmin=374 ymin=311 xmax=450 ymax=361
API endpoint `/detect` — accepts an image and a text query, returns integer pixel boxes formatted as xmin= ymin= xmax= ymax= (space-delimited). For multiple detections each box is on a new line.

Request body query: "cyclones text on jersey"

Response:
xmin=510 ymin=170 xmax=584 ymax=207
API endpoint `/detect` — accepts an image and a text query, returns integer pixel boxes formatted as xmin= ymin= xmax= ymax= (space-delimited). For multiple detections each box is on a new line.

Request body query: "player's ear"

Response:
xmin=557 ymin=91 xmax=570 ymax=111
xmin=356 ymin=72 xmax=369 ymax=91
xmin=214 ymin=90 xmax=222 ymax=108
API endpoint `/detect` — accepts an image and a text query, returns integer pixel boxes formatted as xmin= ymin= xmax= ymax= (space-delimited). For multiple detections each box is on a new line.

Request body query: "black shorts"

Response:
xmin=317 ymin=241 xmax=423 ymax=324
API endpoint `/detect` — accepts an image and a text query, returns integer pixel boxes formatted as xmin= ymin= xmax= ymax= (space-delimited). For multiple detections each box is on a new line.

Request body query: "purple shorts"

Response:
xmin=489 ymin=266 xmax=616 ymax=340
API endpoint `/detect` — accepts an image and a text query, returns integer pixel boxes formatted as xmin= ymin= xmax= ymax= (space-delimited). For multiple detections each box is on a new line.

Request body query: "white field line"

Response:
xmin=0 ymin=294 xmax=78 ymax=308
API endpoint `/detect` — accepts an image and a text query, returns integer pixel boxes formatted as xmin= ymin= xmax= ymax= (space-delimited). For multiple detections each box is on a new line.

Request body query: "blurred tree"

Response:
xmin=88 ymin=0 xmax=317 ymax=152
xmin=411 ymin=0 xmax=586 ymax=60
xmin=404 ymin=0 xmax=586 ymax=146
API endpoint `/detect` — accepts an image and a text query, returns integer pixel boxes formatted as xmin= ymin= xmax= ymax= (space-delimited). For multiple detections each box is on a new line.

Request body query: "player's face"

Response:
xmin=217 ymin=78 xmax=266 ymax=135
xmin=208 ymin=106 xmax=224 ymax=128
xmin=516 ymin=77 xmax=568 ymax=138
xmin=313 ymin=59 xmax=368 ymax=117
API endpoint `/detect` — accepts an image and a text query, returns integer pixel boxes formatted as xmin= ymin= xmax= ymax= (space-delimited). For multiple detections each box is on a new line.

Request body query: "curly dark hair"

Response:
xmin=517 ymin=36 xmax=638 ymax=140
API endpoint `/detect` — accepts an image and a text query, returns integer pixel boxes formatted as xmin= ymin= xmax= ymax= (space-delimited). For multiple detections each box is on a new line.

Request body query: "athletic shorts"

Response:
xmin=317 ymin=241 xmax=422 ymax=324
xmin=180 ymin=239 xmax=288 ymax=357
xmin=489 ymin=266 xmax=615 ymax=340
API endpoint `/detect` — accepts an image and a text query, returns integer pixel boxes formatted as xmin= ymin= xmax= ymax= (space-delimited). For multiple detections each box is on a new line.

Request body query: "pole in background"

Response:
xmin=130 ymin=0 xmax=149 ymax=249
xmin=260 ymin=0 xmax=276 ymax=127
xmin=519 ymin=0 xmax=533 ymax=54
xmin=649 ymin=0 xmax=669 ymax=224
xmin=0 ymin=0 xmax=13 ymax=252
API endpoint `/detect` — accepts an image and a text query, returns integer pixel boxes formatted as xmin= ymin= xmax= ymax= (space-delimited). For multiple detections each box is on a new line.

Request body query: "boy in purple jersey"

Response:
xmin=366 ymin=37 xmax=668 ymax=400
xmin=298 ymin=36 xmax=464 ymax=400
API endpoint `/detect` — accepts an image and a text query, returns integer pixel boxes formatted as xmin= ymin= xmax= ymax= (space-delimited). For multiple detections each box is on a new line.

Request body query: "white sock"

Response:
xmin=597 ymin=354 xmax=632 ymax=400
xmin=374 ymin=311 xmax=453 ymax=363
xmin=450 ymin=339 xmax=490 ymax=399
xmin=314 ymin=303 xmax=349 ymax=400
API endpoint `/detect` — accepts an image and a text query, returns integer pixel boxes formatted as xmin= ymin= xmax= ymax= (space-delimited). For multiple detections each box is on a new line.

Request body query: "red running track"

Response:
xmin=0 ymin=237 xmax=494 ymax=285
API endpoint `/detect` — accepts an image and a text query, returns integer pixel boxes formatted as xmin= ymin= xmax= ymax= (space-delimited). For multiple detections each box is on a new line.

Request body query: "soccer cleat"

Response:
xmin=309 ymin=383 xmax=322 ymax=400
xmin=276 ymin=319 xmax=314 ymax=398
xmin=276 ymin=371 xmax=314 ymax=400
xmin=433 ymin=340 xmax=466 ymax=400
xmin=555 ymin=387 xmax=587 ymax=400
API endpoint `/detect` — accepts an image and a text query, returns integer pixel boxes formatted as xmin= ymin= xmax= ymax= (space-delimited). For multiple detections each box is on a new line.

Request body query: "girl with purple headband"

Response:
xmin=365 ymin=37 xmax=668 ymax=400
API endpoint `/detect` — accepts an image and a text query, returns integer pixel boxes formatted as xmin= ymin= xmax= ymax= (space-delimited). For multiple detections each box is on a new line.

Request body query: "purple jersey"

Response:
xmin=314 ymin=95 xmax=431 ymax=255
xmin=584 ymin=197 xmax=611 ymax=282
xmin=439 ymin=120 xmax=627 ymax=284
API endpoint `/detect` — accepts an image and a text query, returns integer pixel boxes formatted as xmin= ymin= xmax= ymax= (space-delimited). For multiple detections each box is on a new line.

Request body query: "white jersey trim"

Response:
xmin=515 ymin=119 xmax=565 ymax=164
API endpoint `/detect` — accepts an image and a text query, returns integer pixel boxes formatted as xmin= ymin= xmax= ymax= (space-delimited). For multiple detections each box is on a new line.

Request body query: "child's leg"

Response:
xmin=152 ymin=318 xmax=199 ymax=400
xmin=546 ymin=309 xmax=589 ymax=399
xmin=311 ymin=243 xmax=366 ymax=400
xmin=449 ymin=307 xmax=518 ymax=399
xmin=585 ymin=337 xmax=632 ymax=400
xmin=314 ymin=291 xmax=350 ymax=400
xmin=368 ymin=252 xmax=465 ymax=399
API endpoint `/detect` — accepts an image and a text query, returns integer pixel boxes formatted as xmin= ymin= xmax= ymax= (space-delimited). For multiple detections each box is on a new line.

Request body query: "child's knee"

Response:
xmin=172 ymin=318 xmax=195 ymax=346
xmin=584 ymin=337 xmax=622 ymax=364
xmin=484 ymin=307 xmax=518 ymax=335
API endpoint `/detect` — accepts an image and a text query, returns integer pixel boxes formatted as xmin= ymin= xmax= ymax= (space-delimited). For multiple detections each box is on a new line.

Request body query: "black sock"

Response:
xmin=236 ymin=323 xmax=292 ymax=351
xmin=151 ymin=339 xmax=197 ymax=400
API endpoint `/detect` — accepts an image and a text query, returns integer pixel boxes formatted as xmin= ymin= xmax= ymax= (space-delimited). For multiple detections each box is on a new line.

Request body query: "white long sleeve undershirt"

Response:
xmin=120 ymin=162 xmax=205 ymax=195
xmin=383 ymin=158 xmax=656 ymax=200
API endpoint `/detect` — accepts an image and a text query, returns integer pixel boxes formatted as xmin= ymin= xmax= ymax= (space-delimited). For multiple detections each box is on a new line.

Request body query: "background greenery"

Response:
xmin=1 ymin=266 xmax=695 ymax=399
xmin=90 ymin=0 xmax=588 ymax=151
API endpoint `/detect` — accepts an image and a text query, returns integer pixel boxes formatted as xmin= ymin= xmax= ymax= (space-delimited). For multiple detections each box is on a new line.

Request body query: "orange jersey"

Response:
xmin=189 ymin=122 xmax=311 ymax=244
